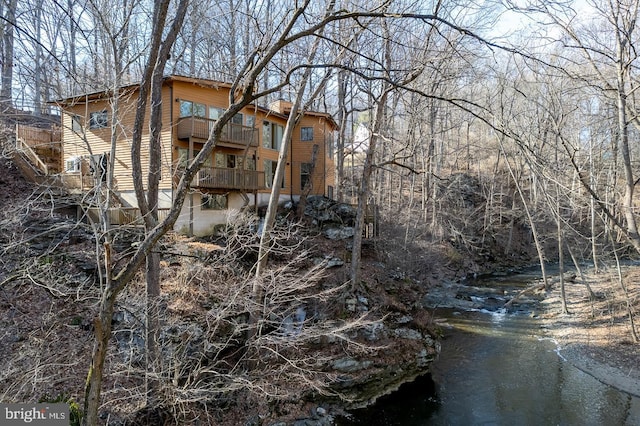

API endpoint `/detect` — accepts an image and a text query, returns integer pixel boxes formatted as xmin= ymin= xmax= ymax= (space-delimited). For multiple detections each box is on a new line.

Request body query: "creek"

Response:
xmin=338 ymin=272 xmax=640 ymax=425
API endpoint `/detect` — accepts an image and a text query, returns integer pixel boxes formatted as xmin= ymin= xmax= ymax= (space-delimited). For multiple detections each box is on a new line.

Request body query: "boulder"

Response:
xmin=324 ymin=227 xmax=354 ymax=240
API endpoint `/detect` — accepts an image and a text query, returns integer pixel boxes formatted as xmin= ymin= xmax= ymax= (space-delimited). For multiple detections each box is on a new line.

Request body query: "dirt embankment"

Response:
xmin=0 ymin=154 xmax=442 ymax=425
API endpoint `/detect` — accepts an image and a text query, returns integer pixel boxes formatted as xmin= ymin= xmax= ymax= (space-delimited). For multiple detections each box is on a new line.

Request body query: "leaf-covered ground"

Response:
xmin=540 ymin=268 xmax=640 ymax=396
xmin=0 ymin=154 xmax=440 ymax=424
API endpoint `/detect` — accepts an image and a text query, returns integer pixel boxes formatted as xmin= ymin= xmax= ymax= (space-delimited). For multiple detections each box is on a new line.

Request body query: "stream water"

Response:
xmin=338 ymin=274 xmax=640 ymax=425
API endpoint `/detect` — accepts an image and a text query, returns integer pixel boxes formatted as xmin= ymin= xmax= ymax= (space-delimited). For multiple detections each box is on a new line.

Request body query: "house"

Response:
xmin=51 ymin=75 xmax=337 ymax=236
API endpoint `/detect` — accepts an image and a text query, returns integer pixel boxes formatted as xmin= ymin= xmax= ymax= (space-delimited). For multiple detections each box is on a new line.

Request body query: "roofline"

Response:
xmin=165 ymin=75 xmax=233 ymax=90
xmin=50 ymin=75 xmax=339 ymax=128
xmin=301 ymin=110 xmax=338 ymax=128
xmin=49 ymin=83 xmax=139 ymax=106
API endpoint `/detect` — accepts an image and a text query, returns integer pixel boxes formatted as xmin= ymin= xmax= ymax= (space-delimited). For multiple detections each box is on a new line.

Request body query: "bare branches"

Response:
xmin=70 ymin=213 xmax=385 ymax=422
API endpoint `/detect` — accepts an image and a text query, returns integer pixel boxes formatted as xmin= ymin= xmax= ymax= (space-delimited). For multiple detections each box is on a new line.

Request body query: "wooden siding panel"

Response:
xmin=60 ymin=77 xmax=336 ymax=203
xmin=61 ymin=91 xmax=176 ymax=193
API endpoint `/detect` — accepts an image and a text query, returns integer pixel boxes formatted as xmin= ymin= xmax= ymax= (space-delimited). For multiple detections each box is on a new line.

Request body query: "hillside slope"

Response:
xmin=0 ymin=155 xmax=442 ymax=425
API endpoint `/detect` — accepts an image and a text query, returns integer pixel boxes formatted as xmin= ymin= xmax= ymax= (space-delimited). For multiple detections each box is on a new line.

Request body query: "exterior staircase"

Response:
xmin=12 ymin=122 xmax=170 ymax=227
xmin=14 ymin=123 xmax=62 ymax=176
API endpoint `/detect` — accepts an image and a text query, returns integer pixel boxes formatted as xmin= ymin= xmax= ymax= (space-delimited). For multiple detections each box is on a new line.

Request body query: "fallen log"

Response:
xmin=504 ymin=281 xmax=547 ymax=309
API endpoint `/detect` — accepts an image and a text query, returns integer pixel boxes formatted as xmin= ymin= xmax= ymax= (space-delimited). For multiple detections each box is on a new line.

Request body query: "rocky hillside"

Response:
xmin=0 ymin=154 xmax=451 ymax=425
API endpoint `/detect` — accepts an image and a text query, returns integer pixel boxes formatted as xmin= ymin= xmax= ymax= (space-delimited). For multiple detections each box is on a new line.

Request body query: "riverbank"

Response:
xmin=539 ymin=267 xmax=640 ymax=397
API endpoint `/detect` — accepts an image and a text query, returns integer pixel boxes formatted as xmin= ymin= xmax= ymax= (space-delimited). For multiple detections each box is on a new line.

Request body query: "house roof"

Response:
xmin=49 ymin=75 xmax=236 ymax=106
xmin=51 ymin=75 xmax=338 ymax=128
xmin=165 ymin=75 xmax=234 ymax=90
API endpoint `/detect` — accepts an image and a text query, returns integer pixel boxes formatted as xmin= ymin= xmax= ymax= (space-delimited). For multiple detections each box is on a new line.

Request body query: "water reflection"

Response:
xmin=339 ymin=308 xmax=638 ymax=425
xmin=336 ymin=375 xmax=439 ymax=426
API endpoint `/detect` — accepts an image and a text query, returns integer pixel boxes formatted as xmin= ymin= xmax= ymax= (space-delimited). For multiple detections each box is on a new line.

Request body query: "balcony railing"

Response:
xmin=193 ymin=167 xmax=265 ymax=191
xmin=177 ymin=116 xmax=257 ymax=147
xmin=60 ymin=173 xmax=95 ymax=190
xmin=15 ymin=123 xmax=62 ymax=175
xmin=84 ymin=207 xmax=171 ymax=227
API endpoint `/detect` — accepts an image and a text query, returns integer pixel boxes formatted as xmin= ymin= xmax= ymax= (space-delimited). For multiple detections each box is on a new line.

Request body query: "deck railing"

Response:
xmin=15 ymin=123 xmax=62 ymax=175
xmin=15 ymin=138 xmax=51 ymax=174
xmin=60 ymin=173 xmax=95 ymax=190
xmin=84 ymin=207 xmax=171 ymax=226
xmin=177 ymin=116 xmax=257 ymax=147
xmin=194 ymin=167 xmax=265 ymax=190
xmin=16 ymin=124 xmax=62 ymax=146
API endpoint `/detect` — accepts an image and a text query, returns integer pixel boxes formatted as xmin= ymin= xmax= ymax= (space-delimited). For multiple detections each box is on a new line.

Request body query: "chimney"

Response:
xmin=269 ymin=99 xmax=293 ymax=115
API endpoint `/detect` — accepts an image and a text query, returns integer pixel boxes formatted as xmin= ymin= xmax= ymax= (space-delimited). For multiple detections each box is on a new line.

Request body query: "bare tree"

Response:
xmin=506 ymin=0 xmax=640 ymax=255
xmin=82 ymin=0 xmax=189 ymax=423
xmin=0 ymin=0 xmax=16 ymax=109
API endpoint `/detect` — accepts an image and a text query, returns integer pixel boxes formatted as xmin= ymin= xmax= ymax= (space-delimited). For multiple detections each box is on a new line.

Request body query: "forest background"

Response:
xmin=0 ymin=0 xmax=639 ymax=424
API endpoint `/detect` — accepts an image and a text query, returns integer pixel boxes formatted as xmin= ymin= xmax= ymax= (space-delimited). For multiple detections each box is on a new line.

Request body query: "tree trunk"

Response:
xmin=350 ymin=28 xmax=392 ymax=287
xmin=1 ymin=0 xmax=16 ymax=108
xmin=336 ymin=68 xmax=348 ymax=203
xmin=83 ymin=0 xmax=188 ymax=422
xmin=498 ymin=136 xmax=548 ymax=288
xmin=83 ymin=244 xmax=117 ymax=426
xmin=557 ymin=192 xmax=569 ymax=314
xmin=143 ymin=62 xmax=168 ymax=387
xmin=33 ymin=0 xmax=44 ymax=114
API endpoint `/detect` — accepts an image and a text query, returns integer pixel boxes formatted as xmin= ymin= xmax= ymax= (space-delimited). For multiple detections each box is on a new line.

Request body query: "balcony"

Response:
xmin=60 ymin=173 xmax=95 ymax=191
xmin=177 ymin=116 xmax=258 ymax=148
xmin=84 ymin=207 xmax=171 ymax=227
xmin=193 ymin=167 xmax=265 ymax=191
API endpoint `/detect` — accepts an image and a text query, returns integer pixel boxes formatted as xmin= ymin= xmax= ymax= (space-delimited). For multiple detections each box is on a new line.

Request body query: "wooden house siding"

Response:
xmin=61 ymin=89 xmax=174 ymax=194
xmin=288 ymin=114 xmax=335 ymax=196
xmin=56 ymin=76 xmax=336 ymax=234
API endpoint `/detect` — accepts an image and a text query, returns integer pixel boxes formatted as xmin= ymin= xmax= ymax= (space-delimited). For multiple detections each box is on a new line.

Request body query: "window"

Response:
xmin=179 ymin=100 xmax=205 ymax=118
xmin=177 ymin=148 xmax=212 ymax=170
xmin=263 ymin=121 xmax=283 ymax=150
xmin=301 ymin=127 xmax=313 ymax=141
xmin=226 ymin=154 xmax=236 ymax=169
xmin=207 ymin=107 xmax=225 ymax=135
xmin=65 ymin=156 xmax=81 ymax=172
xmin=231 ymin=113 xmax=243 ymax=125
xmin=89 ymin=111 xmax=108 ymax=129
xmin=176 ymin=148 xmax=189 ymax=169
xmin=263 ymin=121 xmax=272 ymax=149
xmin=327 ymin=186 xmax=334 ymax=200
xmin=71 ymin=115 xmax=83 ymax=133
xmin=229 ymin=114 xmax=244 ymax=140
xmin=215 ymin=152 xmax=237 ymax=169
xmin=246 ymin=156 xmax=256 ymax=170
xmin=301 ymin=163 xmax=312 ymax=190
xmin=264 ymin=159 xmax=283 ymax=188
xmin=202 ymin=194 xmax=227 ymax=210
xmin=238 ymin=155 xmax=256 ymax=171
xmin=180 ymin=101 xmax=192 ymax=117
xmin=209 ymin=106 xmax=224 ymax=120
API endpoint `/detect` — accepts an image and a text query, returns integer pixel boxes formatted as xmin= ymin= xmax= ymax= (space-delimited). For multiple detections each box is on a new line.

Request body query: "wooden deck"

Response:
xmin=84 ymin=206 xmax=171 ymax=226
xmin=193 ymin=167 xmax=265 ymax=190
xmin=15 ymin=124 xmax=62 ymax=175
xmin=177 ymin=116 xmax=258 ymax=148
